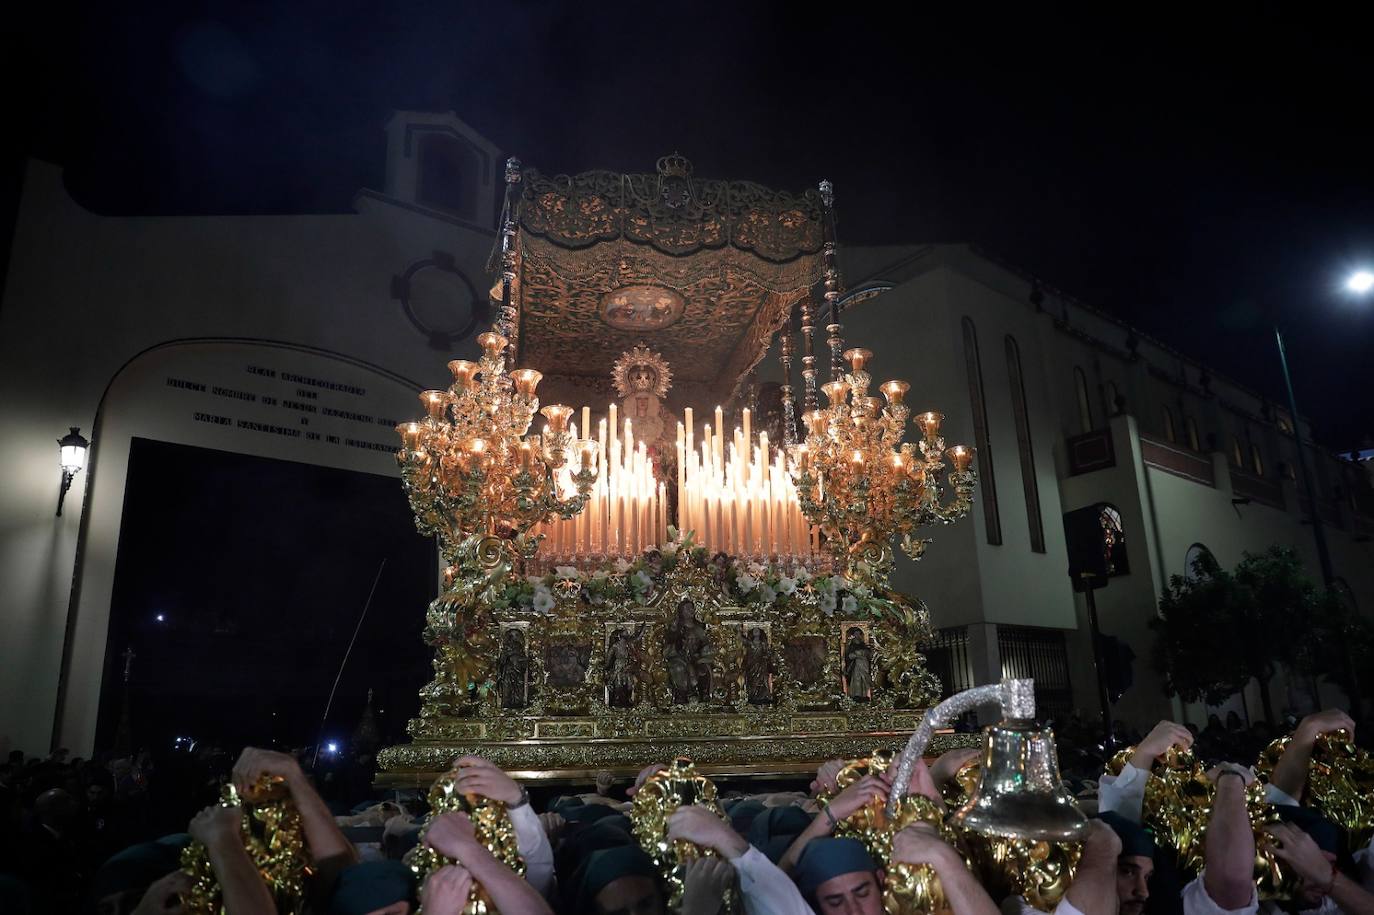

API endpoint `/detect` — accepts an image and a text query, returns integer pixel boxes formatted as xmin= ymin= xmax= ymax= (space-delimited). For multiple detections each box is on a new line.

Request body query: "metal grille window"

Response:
xmin=997 ymin=625 xmax=1075 ymax=723
xmin=923 ymin=626 xmax=977 ymax=727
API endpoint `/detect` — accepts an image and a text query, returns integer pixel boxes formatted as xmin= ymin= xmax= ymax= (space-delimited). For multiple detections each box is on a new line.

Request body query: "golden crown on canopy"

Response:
xmin=656 ymin=151 xmax=694 ymax=179
xmin=394 ymin=331 xmax=599 ymax=565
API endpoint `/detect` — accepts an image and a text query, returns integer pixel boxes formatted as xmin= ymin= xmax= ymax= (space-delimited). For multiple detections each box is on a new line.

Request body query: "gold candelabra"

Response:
xmin=790 ymin=346 xmax=976 ymax=584
xmin=395 ymin=331 xmax=599 ymax=565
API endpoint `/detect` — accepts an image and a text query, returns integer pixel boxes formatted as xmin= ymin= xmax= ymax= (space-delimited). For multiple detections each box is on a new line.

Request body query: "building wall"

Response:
xmin=836 ymin=246 xmax=1374 ymax=729
xmin=0 ymin=160 xmax=492 ymax=754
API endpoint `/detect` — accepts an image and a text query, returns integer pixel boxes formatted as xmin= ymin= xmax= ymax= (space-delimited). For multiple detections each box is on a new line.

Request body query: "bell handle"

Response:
xmin=886 ymin=678 xmax=1035 ymax=818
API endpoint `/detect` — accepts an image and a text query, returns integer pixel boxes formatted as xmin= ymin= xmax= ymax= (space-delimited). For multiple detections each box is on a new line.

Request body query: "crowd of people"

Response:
xmin=1 ymin=708 xmax=1370 ymax=914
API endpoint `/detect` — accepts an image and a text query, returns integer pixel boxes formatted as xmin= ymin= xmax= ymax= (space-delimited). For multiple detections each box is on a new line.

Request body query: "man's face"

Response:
xmin=86 ymin=783 xmax=108 ymax=807
xmin=595 ymin=875 xmax=666 ymax=915
xmin=1297 ymin=851 xmax=1338 ymax=909
xmin=1116 ymin=855 xmax=1153 ymax=915
xmin=813 ymin=870 xmax=883 ymax=915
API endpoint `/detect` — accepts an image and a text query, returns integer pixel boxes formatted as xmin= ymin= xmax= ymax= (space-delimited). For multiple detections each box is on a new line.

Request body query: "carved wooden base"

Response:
xmin=374 ymin=710 xmax=980 ymax=787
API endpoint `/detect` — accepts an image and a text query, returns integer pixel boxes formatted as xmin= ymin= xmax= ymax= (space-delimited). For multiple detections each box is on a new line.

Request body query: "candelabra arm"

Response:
xmin=886 ymin=678 xmax=1035 ymax=817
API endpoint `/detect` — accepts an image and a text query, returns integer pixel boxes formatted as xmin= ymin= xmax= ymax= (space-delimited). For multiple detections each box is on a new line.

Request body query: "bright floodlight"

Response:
xmin=1347 ymin=270 xmax=1374 ymax=294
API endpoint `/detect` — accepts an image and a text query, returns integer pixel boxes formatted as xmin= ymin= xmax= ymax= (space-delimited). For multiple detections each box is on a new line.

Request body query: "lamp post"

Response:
xmin=56 ymin=427 xmax=89 ymax=517
xmin=1273 ymin=269 xmax=1371 ymax=716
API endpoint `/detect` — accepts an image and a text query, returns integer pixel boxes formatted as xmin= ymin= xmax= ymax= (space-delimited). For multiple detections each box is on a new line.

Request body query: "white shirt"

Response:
xmin=1181 ymin=874 xmax=1345 ymax=915
xmin=1097 ymin=762 xmax=1148 ymax=822
xmin=732 ymin=846 xmax=812 ymax=915
xmin=509 ymin=803 xmax=556 ymax=899
xmin=1000 ymin=894 xmax=1086 ymax=915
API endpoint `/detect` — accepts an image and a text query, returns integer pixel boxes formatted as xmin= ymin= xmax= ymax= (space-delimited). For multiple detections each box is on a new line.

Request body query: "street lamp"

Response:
xmin=56 ymin=427 xmax=90 ymax=517
xmin=1275 ymin=270 xmax=1374 ymax=584
xmin=1273 ymin=269 xmax=1371 ymax=716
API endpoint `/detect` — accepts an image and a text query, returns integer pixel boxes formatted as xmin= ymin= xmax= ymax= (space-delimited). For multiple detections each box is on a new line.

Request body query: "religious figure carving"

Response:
xmin=495 ymin=628 xmax=528 ymax=708
xmin=664 ymin=599 xmax=712 ymax=704
xmin=612 ymin=344 xmax=673 ymax=446
xmin=709 ymin=551 xmax=732 ymax=592
xmin=843 ymin=626 xmax=874 ymax=701
xmin=743 ymin=627 xmax=775 ymax=705
xmin=784 ymin=636 xmax=827 ymax=687
xmin=545 ymin=640 xmax=591 ymax=689
xmin=604 ymin=625 xmax=645 ymax=708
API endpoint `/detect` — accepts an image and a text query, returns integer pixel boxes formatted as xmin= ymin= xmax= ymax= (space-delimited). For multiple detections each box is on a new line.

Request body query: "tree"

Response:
xmin=1151 ymin=547 xmax=1321 ymax=724
xmin=1292 ymin=587 xmax=1374 ymax=713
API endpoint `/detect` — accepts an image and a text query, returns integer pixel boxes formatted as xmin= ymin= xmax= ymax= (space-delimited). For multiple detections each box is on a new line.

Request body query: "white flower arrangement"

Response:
xmin=531 ymin=586 xmax=556 ymax=614
xmin=631 ymin=569 xmax=653 ymax=596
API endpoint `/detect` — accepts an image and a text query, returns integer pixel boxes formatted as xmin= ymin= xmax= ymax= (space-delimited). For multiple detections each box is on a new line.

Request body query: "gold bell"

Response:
xmin=950 ymin=719 xmax=1089 ymax=842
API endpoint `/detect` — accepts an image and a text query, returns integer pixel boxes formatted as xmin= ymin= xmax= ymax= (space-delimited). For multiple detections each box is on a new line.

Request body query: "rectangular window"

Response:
xmin=962 ymin=317 xmax=1001 ymax=545
xmin=1006 ymin=336 xmax=1045 ymax=552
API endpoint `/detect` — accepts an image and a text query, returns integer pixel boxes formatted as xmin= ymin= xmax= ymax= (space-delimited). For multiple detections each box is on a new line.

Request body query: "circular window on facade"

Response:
xmin=391 ymin=253 xmax=486 ymax=349
xmin=599 ymin=285 xmax=686 ymax=331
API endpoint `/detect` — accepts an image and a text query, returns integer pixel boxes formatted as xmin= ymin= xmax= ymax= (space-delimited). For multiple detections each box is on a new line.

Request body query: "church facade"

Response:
xmin=1 ymin=111 xmax=1369 ymax=755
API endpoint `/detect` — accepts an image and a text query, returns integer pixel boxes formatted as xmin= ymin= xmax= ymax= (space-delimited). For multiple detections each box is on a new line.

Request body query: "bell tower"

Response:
xmin=382 ymin=111 xmax=502 ymax=228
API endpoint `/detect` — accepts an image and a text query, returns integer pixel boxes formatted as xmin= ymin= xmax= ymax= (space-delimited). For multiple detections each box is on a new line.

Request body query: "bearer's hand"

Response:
xmin=453 ymin=755 xmax=524 ymax=807
xmin=1130 ymin=720 xmax=1193 ymax=771
xmin=668 ymin=806 xmax=748 ymax=860
xmin=680 ymin=856 xmax=735 ymax=915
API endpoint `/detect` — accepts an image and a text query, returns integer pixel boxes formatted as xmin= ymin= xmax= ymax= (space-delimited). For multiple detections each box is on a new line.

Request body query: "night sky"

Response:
xmin=5 ymin=3 xmax=1373 ymax=446
xmin=99 ymin=439 xmax=435 ymax=754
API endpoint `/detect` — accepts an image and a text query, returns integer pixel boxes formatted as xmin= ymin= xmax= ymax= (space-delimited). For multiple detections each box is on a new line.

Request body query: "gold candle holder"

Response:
xmin=803 ymin=410 xmax=827 ymax=438
xmin=395 ymin=422 xmax=425 ymax=452
xmin=915 ymin=411 xmax=944 ymax=441
xmin=517 ymin=441 xmax=534 ymax=472
xmin=476 ymin=332 xmax=509 ymax=360
xmin=579 ymin=439 xmax=599 ymax=472
xmin=540 ymin=404 xmax=573 ymax=435
xmin=843 ymin=347 xmax=874 ymax=373
xmin=511 ymin=368 xmax=542 ymax=399
xmin=880 ymin=380 xmax=910 ymax=405
xmin=947 ymin=445 xmax=975 ymax=473
xmin=822 ymin=381 xmax=849 ymax=407
xmin=851 ymin=396 xmax=879 ymax=417
xmin=420 ymin=390 xmax=449 ymax=421
xmin=446 ymin=360 xmax=479 ymax=389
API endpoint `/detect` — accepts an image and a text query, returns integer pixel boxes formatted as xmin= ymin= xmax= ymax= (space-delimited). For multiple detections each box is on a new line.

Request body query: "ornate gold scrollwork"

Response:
xmin=409 ymin=766 xmax=524 ymax=914
xmin=1109 ymin=745 xmax=1295 ymax=899
xmin=1256 ymin=730 xmax=1374 ymax=852
xmin=179 ymin=778 xmax=311 ymax=915
xmin=629 ymin=758 xmax=739 ymax=913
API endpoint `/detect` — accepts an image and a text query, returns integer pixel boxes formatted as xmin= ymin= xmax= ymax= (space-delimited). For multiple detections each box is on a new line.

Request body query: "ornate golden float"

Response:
xmin=376 ymin=155 xmax=980 ymax=786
